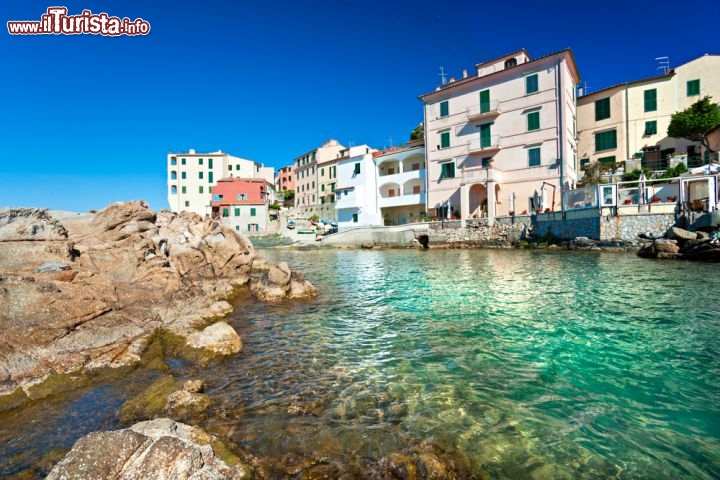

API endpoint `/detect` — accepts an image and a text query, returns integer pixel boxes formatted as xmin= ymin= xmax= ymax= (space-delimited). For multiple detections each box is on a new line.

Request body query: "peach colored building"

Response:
xmin=275 ymin=164 xmax=295 ymax=207
xmin=578 ymin=54 xmax=720 ymax=172
xmin=420 ymin=49 xmax=580 ymax=219
xmin=293 ymin=139 xmax=345 ymax=216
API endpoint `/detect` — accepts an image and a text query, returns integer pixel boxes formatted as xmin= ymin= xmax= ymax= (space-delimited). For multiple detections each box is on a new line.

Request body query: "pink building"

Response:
xmin=210 ymin=177 xmax=271 ymax=233
xmin=275 ymin=164 xmax=295 ymax=207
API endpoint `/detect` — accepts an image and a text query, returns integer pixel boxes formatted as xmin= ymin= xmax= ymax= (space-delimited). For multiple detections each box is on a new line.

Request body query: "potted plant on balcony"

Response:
xmin=623 ymin=197 xmax=633 ymax=205
xmin=650 ymin=196 xmax=662 ymax=204
xmin=666 ymin=195 xmax=677 ymax=202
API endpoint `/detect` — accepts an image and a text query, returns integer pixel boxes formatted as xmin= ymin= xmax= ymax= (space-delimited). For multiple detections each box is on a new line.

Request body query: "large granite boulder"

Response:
xmin=46 ymin=418 xmax=252 ymax=479
xmin=0 ymin=201 xmax=313 ymax=407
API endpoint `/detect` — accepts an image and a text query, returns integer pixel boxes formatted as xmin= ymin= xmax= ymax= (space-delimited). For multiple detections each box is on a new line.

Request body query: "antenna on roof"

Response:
xmin=438 ymin=66 xmax=447 ymax=86
xmin=388 ymin=135 xmax=394 ymax=147
xmin=655 ymin=56 xmax=670 ymax=75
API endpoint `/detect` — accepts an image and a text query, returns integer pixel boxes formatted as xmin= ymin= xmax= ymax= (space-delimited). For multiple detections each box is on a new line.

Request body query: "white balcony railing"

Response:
xmin=466 ymin=100 xmax=501 ymax=120
xmin=468 ymin=135 xmax=502 ymax=153
xmin=378 ymin=193 xmax=425 ymax=208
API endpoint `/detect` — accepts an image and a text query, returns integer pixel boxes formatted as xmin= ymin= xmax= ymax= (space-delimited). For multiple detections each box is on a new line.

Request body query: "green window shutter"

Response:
xmin=479 ymin=90 xmax=490 ymax=113
xmin=480 ymin=123 xmax=491 ymax=147
xmin=440 ymin=162 xmax=455 ymax=179
xmin=199 ymin=158 xmax=203 ymax=165
xmin=320 ymin=197 xmax=325 ymax=204
xmin=595 ymin=98 xmax=610 ymax=121
xmin=440 ymin=100 xmax=449 ymax=117
xmin=321 ymin=184 xmax=325 ymax=191
xmin=331 ymin=183 xmax=335 ymax=192
xmin=184 ymin=201 xmax=190 ymax=207
xmin=330 ymin=195 xmax=335 ymax=203
xmin=181 ymin=172 xmax=186 ymax=179
xmin=352 ymin=213 xmax=358 ymax=222
xmin=644 ymin=121 xmax=657 ymax=136
xmin=181 ymin=158 xmax=186 ymax=165
xmin=228 ymin=165 xmax=232 ymax=171
xmin=595 ymin=130 xmax=617 ymax=151
xmin=199 ymin=186 xmax=204 ymax=194
xmin=528 ymin=147 xmax=541 ymax=167
xmin=199 ymin=171 xmax=203 ymax=179
xmin=234 ymin=208 xmax=240 ymax=216
xmin=440 ymin=131 xmax=450 ymax=149
xmin=481 ymin=157 xmax=492 ymax=168
xmin=526 ymin=74 xmax=538 ymax=94
xmin=250 ymin=208 xmax=256 ymax=216
xmin=580 ymin=158 xmax=590 ymax=171
xmin=644 ymin=89 xmax=657 ymax=112
xmin=527 ymin=111 xmax=540 ymax=131
xmin=208 ymin=172 xmax=213 ymax=183
xmin=353 ymin=163 xmax=361 ymax=175
xmin=222 ymin=208 xmax=229 ymax=217
xmin=598 ymin=156 xmax=616 ymax=165
xmin=687 ymin=79 xmax=700 ymax=96
xmin=181 ymin=186 xmax=186 ymax=194
xmin=208 ymin=158 xmax=213 ymax=169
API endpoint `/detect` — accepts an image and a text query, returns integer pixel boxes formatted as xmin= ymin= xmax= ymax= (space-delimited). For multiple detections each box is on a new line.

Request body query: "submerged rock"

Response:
xmin=46 ymin=418 xmax=252 ymax=480
xmin=250 ymin=261 xmax=317 ymax=301
xmin=117 ymin=376 xmax=211 ymax=424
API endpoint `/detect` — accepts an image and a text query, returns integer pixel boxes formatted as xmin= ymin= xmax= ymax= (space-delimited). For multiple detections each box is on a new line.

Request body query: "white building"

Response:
xmin=374 ymin=142 xmax=427 ymax=225
xmin=420 ymin=49 xmax=580 ymax=219
xmin=167 ymin=149 xmax=274 ymax=216
xmin=334 ymin=145 xmax=380 ymax=229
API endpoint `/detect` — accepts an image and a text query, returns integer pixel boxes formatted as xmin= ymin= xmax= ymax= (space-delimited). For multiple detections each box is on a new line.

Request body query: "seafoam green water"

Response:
xmin=206 ymin=249 xmax=720 ymax=479
xmin=1 ymin=249 xmax=718 ymax=478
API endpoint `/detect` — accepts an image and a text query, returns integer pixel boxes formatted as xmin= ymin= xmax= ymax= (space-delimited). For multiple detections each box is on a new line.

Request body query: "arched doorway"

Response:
xmin=468 ymin=184 xmax=487 ymax=218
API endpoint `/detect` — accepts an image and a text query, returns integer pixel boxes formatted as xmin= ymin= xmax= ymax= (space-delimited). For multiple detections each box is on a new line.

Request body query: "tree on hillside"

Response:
xmin=667 ymin=96 xmax=720 ymax=153
xmin=409 ymin=123 xmax=424 ymax=141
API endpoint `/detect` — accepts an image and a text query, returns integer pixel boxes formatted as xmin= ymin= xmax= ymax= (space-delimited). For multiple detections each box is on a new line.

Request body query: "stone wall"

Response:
xmin=428 ymin=222 xmax=528 ymax=246
xmin=599 ymin=213 xmax=676 ymax=241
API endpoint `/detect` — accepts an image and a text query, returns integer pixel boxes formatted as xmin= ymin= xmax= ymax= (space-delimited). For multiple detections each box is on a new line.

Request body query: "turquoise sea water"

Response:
xmin=206 ymin=249 xmax=720 ymax=479
xmin=1 ymin=249 xmax=719 ymax=478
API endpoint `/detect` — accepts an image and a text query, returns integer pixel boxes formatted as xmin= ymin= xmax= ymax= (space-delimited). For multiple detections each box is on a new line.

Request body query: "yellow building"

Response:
xmin=578 ymin=54 xmax=720 ymax=173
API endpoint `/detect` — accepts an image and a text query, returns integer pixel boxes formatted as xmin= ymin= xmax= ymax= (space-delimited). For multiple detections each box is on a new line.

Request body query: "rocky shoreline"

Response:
xmin=0 ymin=201 xmax=316 ymax=411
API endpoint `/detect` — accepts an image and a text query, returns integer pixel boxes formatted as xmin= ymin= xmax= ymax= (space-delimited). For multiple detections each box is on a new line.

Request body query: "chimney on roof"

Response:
xmin=462 ymin=69 xmax=467 ymax=78
xmin=189 ymin=148 xmax=195 ymax=154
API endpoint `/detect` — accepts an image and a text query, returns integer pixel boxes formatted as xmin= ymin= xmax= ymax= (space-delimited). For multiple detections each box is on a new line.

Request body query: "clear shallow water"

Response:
xmin=1 ymin=249 xmax=719 ymax=478
xmin=206 ymin=249 xmax=720 ymax=479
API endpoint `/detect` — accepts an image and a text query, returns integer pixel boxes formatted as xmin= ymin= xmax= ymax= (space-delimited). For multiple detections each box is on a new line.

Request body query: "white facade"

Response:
xmin=167 ymin=149 xmax=274 ymax=216
xmin=217 ymin=204 xmax=270 ymax=234
xmin=420 ymin=49 xmax=580 ymax=219
xmin=374 ymin=145 xmax=427 ymax=225
xmin=334 ymin=145 xmax=380 ymax=229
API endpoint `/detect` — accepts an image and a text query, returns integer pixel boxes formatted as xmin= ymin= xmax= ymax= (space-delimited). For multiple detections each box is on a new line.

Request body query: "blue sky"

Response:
xmin=1 ymin=0 xmax=718 ymax=211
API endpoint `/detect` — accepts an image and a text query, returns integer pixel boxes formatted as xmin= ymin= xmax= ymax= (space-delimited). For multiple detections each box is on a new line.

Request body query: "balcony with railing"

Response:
xmin=466 ymin=100 xmax=501 ymax=121
xmin=467 ymin=135 xmax=502 ymax=155
xmin=378 ymin=191 xmax=426 ymax=208
xmin=460 ymin=166 xmax=499 ymax=185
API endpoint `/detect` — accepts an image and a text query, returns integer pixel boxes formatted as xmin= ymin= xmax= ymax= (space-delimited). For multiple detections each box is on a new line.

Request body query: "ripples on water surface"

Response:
xmin=208 ymin=249 xmax=720 ymax=479
xmin=2 ymin=249 xmax=719 ymax=479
